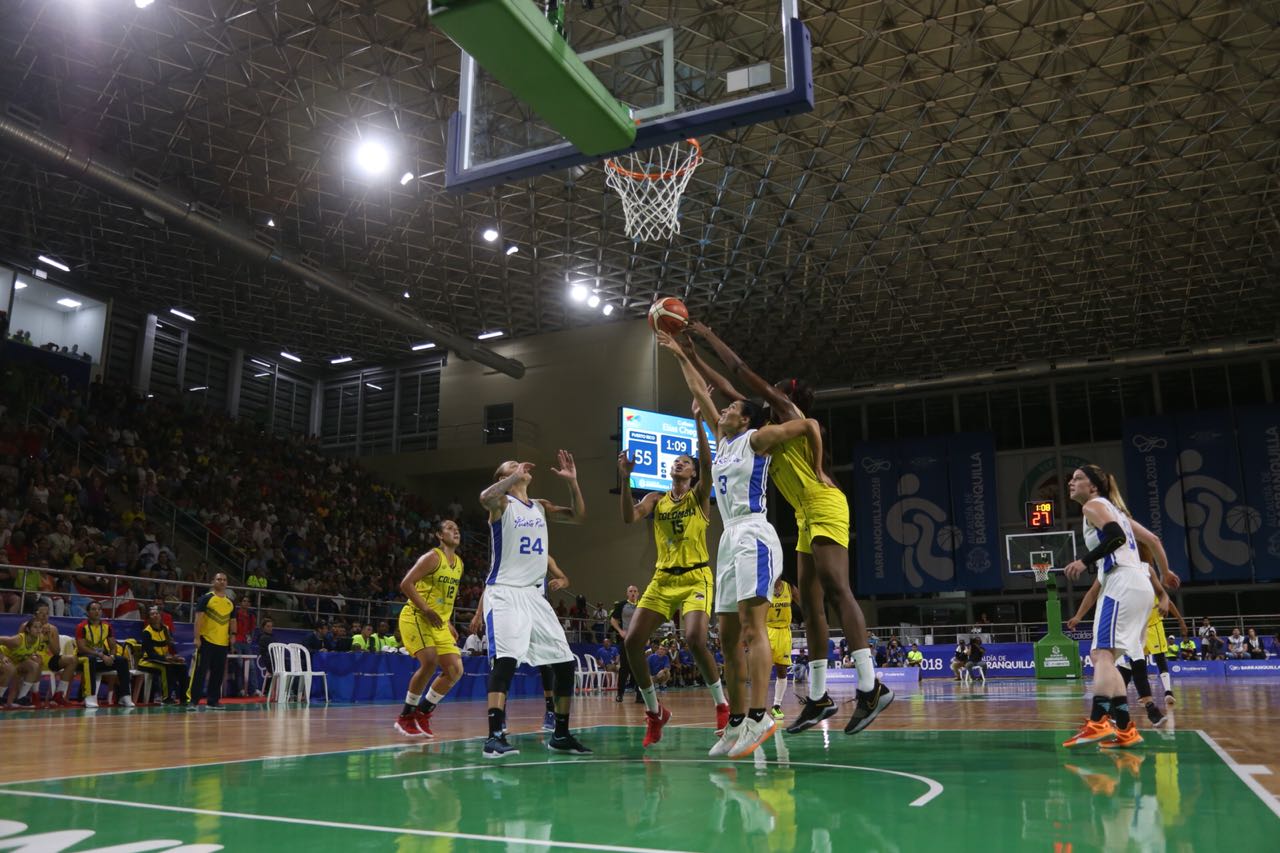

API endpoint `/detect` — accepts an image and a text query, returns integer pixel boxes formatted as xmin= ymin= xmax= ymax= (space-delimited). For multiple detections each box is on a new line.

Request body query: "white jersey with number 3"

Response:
xmin=487 ymin=495 xmax=548 ymax=587
xmin=712 ymin=429 xmax=771 ymax=522
xmin=1082 ymin=497 xmax=1142 ymax=578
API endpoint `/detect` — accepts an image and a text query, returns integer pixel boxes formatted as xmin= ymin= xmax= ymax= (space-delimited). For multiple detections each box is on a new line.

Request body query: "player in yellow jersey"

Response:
xmin=619 ymin=411 xmax=729 ymax=746
xmin=1 ymin=618 xmax=47 ymax=708
xmin=395 ymin=519 xmax=466 ymax=738
xmin=682 ymin=322 xmax=892 ymax=736
xmin=766 ymin=578 xmax=794 ymax=719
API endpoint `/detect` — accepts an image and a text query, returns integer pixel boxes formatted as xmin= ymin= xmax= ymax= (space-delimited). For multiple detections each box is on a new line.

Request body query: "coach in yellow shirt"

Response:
xmin=188 ymin=572 xmax=234 ymax=710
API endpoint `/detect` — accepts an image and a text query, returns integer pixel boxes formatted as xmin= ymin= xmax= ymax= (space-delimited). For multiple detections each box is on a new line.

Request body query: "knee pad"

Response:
xmin=551 ymin=660 xmax=576 ymax=698
xmin=487 ymin=657 xmax=518 ymax=694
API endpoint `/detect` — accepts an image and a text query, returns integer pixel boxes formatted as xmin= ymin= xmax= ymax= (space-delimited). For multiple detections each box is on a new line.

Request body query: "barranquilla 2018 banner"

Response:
xmin=853 ymin=433 xmax=999 ymax=595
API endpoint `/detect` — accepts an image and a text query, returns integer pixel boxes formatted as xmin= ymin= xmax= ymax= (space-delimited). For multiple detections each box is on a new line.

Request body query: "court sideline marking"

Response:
xmin=379 ymin=757 xmax=945 ymax=807
xmin=0 ymin=788 xmax=695 ymax=853
xmin=1196 ymin=730 xmax=1280 ymax=819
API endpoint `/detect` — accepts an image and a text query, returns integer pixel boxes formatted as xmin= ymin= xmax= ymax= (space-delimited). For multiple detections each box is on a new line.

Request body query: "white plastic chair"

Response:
xmin=286 ymin=643 xmax=329 ymax=704
xmin=582 ymin=654 xmax=604 ymax=694
xmin=964 ymin=662 xmax=987 ymax=684
xmin=573 ymin=654 xmax=590 ymax=695
xmin=265 ymin=643 xmax=291 ymax=702
xmin=588 ymin=654 xmax=617 ymax=692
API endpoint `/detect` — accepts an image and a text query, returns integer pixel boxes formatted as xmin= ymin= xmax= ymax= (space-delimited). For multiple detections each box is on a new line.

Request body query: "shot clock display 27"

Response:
xmin=1025 ymin=500 xmax=1055 ymax=529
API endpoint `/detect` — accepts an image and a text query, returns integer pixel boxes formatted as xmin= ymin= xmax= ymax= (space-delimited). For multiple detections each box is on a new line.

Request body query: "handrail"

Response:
xmin=26 ymin=405 xmax=250 ymax=575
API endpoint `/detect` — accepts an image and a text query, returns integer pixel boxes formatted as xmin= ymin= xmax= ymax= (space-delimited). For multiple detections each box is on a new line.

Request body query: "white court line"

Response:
xmin=0 ymin=725 xmax=611 ymax=789
xmin=1196 ymin=730 xmax=1280 ymax=820
xmin=379 ymin=757 xmax=945 ymax=807
xmin=0 ymin=788 xmax=695 ymax=853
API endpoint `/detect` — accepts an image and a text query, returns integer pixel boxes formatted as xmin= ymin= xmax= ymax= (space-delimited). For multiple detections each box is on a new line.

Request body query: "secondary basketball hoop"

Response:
xmin=604 ymin=138 xmax=702 ymax=241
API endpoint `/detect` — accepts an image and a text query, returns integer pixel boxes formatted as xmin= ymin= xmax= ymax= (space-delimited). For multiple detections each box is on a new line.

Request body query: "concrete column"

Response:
xmin=227 ymin=348 xmax=244 ymax=418
xmin=134 ymin=313 xmax=157 ymax=395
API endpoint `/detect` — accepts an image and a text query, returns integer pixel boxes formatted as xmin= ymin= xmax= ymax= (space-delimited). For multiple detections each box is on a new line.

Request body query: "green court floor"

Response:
xmin=1 ymin=726 xmax=1276 ymax=851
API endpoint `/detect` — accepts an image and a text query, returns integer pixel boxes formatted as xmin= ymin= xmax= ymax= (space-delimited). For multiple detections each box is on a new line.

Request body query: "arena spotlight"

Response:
xmin=355 ymin=140 xmax=391 ymax=175
xmin=477 ymin=330 xmax=504 ymax=340
xmin=280 ymin=351 xmax=302 ymax=363
xmin=411 ymin=342 xmax=436 ymax=351
xmin=505 ymin=245 xmax=519 ymax=255
xmin=38 ymin=254 xmax=70 ymax=272
xmin=602 ymin=304 xmax=615 ymax=316
xmin=482 ymin=227 xmax=499 ymax=242
xmin=400 ymin=171 xmax=415 ymax=186
xmin=250 ymin=358 xmax=272 ymax=368
xmin=587 ymin=294 xmax=600 ymax=308
xmin=169 ymin=308 xmax=196 ymax=322
xmin=330 ymin=356 xmax=353 ymax=365
xmin=135 ymin=0 xmax=155 ymax=7
xmin=570 ymin=284 xmax=588 ymax=302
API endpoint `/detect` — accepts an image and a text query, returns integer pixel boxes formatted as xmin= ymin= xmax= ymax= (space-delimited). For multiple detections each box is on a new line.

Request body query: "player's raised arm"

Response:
xmin=678 ymin=327 xmax=745 ymax=404
xmin=481 ymin=463 xmax=532 ymax=518
xmin=693 ymin=410 xmax=713 ymax=515
xmin=749 ymin=416 xmax=820 ymax=455
xmin=400 ymin=550 xmax=444 ymax=628
xmin=543 ymin=449 xmax=585 ymax=524
xmin=618 ymin=451 xmax=661 ymax=524
xmin=656 ymin=332 xmax=721 ymax=440
xmin=689 ymin=320 xmax=802 ymax=422
xmin=1130 ymin=518 xmax=1179 ymax=590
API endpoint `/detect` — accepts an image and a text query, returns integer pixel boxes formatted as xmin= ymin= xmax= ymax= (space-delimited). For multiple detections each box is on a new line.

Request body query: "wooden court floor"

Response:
xmin=2 ymin=678 xmax=1278 ymax=851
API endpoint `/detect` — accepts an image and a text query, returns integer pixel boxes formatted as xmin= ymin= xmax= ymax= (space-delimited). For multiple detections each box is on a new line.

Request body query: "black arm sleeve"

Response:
xmin=1082 ymin=521 xmax=1128 ymax=568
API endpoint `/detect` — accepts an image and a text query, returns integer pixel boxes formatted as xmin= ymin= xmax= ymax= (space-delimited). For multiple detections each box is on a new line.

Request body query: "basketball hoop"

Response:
xmin=604 ymin=138 xmax=702 ymax=241
xmin=1031 ymin=561 xmax=1052 ymax=583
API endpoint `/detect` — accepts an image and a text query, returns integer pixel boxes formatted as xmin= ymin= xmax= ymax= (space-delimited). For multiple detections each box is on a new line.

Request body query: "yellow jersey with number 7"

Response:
xmin=653 ymin=490 xmax=709 ymax=569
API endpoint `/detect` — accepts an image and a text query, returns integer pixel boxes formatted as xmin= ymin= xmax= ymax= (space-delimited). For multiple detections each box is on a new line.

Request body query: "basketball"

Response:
xmin=648 ymin=297 xmax=689 ymax=335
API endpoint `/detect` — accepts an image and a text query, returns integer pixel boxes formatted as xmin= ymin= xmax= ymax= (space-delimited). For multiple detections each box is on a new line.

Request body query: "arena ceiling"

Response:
xmin=0 ymin=0 xmax=1277 ymax=386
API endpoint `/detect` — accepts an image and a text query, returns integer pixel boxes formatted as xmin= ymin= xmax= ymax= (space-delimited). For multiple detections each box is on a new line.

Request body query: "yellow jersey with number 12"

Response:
xmin=767 ymin=582 xmax=792 ymax=628
xmin=653 ymin=489 xmax=709 ymax=570
xmin=402 ymin=547 xmax=464 ymax=623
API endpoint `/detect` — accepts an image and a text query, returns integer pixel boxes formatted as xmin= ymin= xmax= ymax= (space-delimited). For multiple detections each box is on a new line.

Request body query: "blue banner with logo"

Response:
xmin=892 ymin=439 xmax=955 ymax=593
xmin=1123 ymin=415 xmax=1189 ymax=582
xmin=854 ymin=434 xmax=998 ymax=595
xmin=1236 ymin=405 xmax=1280 ymax=581
xmin=948 ymin=433 xmax=1001 ymax=590
xmin=1174 ymin=411 xmax=1255 ymax=581
xmin=853 ymin=442 xmax=901 ymax=595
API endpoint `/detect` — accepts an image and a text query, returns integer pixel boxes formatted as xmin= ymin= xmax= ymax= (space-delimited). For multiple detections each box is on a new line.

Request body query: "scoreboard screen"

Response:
xmin=1025 ymin=500 xmax=1055 ymax=529
xmin=620 ymin=406 xmax=717 ymax=493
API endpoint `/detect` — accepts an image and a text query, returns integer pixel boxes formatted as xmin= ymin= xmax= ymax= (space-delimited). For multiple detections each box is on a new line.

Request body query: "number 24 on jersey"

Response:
xmin=519 ymin=536 xmax=544 ymax=555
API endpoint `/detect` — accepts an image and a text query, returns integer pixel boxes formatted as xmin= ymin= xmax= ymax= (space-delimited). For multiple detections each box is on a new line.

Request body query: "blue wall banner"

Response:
xmin=1235 ymin=405 xmax=1280 ymax=581
xmin=907 ymin=643 xmax=1272 ymax=679
xmin=1174 ymin=411 xmax=1255 ymax=581
xmin=1224 ymin=660 xmax=1280 ymax=678
xmin=853 ymin=434 xmax=998 ymax=595
xmin=853 ymin=441 xmax=901 ymax=596
xmin=948 ymin=433 xmax=1001 ymax=590
xmin=1123 ymin=415 xmax=1189 ymax=582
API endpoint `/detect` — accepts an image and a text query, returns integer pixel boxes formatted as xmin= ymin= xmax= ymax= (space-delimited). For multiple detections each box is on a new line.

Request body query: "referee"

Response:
xmin=609 ymin=585 xmax=640 ymax=702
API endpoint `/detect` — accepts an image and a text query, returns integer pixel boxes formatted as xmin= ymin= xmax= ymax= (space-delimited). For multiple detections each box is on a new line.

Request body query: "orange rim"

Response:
xmin=604 ymin=139 xmax=702 ymax=181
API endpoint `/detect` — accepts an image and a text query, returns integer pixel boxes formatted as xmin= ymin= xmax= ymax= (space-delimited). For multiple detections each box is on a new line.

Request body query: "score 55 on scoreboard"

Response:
xmin=620 ymin=406 xmax=718 ymax=493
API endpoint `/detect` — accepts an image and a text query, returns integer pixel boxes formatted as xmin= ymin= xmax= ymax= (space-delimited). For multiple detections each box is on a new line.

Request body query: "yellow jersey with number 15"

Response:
xmin=653 ymin=489 xmax=709 ymax=570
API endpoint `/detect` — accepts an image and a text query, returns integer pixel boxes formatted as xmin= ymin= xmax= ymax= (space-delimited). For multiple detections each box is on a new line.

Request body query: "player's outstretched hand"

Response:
xmin=1066 ymin=616 xmax=1081 ymax=630
xmin=617 ymin=451 xmax=635 ymax=475
xmin=687 ymin=319 xmax=712 ymax=338
xmin=1063 ymin=559 xmax=1087 ymax=580
xmin=654 ymin=331 xmax=684 ymax=357
xmin=550 ymin=449 xmax=577 ymax=481
xmin=1162 ymin=570 xmax=1181 ymax=591
xmin=549 ymin=576 xmax=570 ymax=592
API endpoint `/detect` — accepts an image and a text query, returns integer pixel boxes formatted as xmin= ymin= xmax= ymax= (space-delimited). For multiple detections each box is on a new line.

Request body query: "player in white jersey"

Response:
xmin=658 ymin=331 xmax=826 ymax=760
xmin=473 ymin=450 xmax=590 ymax=758
xmin=1063 ymin=464 xmax=1172 ymax=750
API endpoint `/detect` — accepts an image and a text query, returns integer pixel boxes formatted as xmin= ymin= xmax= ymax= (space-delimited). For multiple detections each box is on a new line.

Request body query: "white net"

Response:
xmin=1030 ymin=550 xmax=1053 ymax=582
xmin=1032 ymin=564 xmax=1052 ymax=583
xmin=604 ymin=139 xmax=702 ymax=241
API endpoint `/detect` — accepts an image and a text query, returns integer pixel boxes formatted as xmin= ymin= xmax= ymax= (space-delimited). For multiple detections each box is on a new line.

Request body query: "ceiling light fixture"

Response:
xmin=330 ymin=356 xmax=353 ymax=365
xmin=57 ymin=298 xmax=82 ymax=309
xmin=587 ymin=294 xmax=600 ymax=308
xmin=38 ymin=255 xmax=70 ymax=272
xmin=570 ymin=284 xmax=588 ymax=302
xmin=14 ymin=281 xmax=27 ymax=290
xmin=280 ymin=351 xmax=302 ymax=363
xmin=266 ymin=217 xmax=276 ymax=227
xmin=253 ymin=372 xmax=270 ymax=378
xmin=365 ymin=383 xmax=383 ymax=391
xmin=477 ymin=330 xmax=504 ymax=340
xmin=505 ymin=245 xmax=519 ymax=255
xmin=135 ymin=0 xmax=155 ymax=8
xmin=250 ymin=358 xmax=272 ymax=368
xmin=188 ymin=386 xmax=208 ymax=392
xmin=169 ymin=308 xmax=196 ymax=322
xmin=33 ymin=269 xmax=47 ymax=280
xmin=403 ymin=291 xmax=411 ymax=299
xmin=355 ymin=140 xmax=391 ymax=175
xmin=400 ymin=171 xmax=415 ymax=186
xmin=602 ymin=304 xmax=615 ymax=316
xmin=411 ymin=342 xmax=436 ymax=351
xmin=482 ymin=228 xmax=499 ymax=242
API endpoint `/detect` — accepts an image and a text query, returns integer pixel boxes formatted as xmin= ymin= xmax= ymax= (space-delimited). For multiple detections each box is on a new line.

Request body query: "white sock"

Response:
xmin=1159 ymin=671 xmax=1172 ymax=693
xmin=56 ymin=679 xmax=68 ymax=695
xmin=708 ymin=680 xmax=727 ymax=706
xmin=772 ymin=673 xmax=788 ymax=707
xmin=17 ymin=682 xmax=32 ymax=699
xmin=424 ymin=689 xmax=446 ymax=706
xmin=852 ymin=648 xmax=875 ymax=691
xmin=640 ymin=685 xmax=660 ymax=714
xmin=404 ymin=690 xmax=422 ymax=706
xmin=810 ymin=659 xmax=828 ymax=698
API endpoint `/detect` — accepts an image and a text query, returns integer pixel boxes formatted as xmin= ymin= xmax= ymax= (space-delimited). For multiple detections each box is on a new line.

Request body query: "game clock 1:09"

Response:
xmin=1024 ymin=500 xmax=1055 ymax=529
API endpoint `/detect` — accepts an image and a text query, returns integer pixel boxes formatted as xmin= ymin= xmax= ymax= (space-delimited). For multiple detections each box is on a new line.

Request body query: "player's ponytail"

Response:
xmin=1082 ymin=463 xmax=1131 ymax=515
xmin=1106 ymin=473 xmax=1132 ymax=516
xmin=776 ymin=378 xmax=816 ymax=416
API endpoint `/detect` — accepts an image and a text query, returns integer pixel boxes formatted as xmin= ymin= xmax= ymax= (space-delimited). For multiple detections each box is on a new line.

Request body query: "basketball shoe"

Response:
xmin=1099 ymin=722 xmax=1144 ymax=749
xmin=845 ymin=680 xmax=894 ymax=735
xmin=1063 ymin=717 xmax=1118 ymax=748
xmin=643 ymin=705 xmax=672 ymax=748
xmin=784 ymin=693 xmax=837 ymax=734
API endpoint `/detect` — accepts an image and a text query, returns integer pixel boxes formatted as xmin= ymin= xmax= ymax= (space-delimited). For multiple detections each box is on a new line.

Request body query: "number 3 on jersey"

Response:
xmin=519 ymin=536 xmax=544 ymax=555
